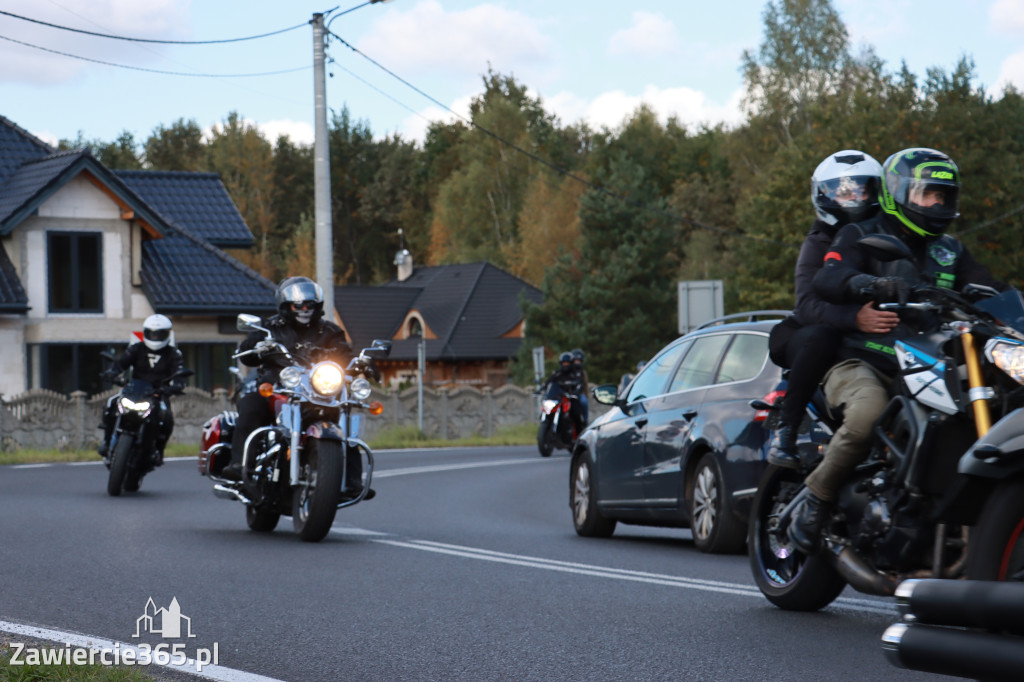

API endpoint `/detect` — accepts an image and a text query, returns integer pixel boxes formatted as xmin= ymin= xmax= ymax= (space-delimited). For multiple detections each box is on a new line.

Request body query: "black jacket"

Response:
xmin=238 ymin=314 xmax=352 ymax=384
xmin=114 ymin=343 xmax=185 ymax=387
xmin=793 ymin=219 xmax=864 ymax=331
xmin=813 ymin=213 xmax=1006 ymax=371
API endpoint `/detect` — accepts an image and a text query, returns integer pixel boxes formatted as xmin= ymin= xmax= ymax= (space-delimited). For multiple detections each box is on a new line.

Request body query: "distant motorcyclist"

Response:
xmin=544 ymin=352 xmax=585 ymax=433
xmin=221 ymin=277 xmax=353 ymax=483
xmin=570 ymin=348 xmax=590 ymax=425
xmin=98 ymin=314 xmax=185 ymax=466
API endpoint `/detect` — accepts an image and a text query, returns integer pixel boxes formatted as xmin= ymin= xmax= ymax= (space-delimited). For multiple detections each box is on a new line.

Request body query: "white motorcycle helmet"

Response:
xmin=811 ymin=150 xmax=883 ymax=226
xmin=143 ymin=314 xmax=174 ymax=351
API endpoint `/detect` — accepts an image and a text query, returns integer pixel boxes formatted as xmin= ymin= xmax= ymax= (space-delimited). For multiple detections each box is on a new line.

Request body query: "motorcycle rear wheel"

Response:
xmin=537 ymin=419 xmax=554 ymax=457
xmin=966 ymin=476 xmax=1024 ymax=581
xmin=107 ymin=437 xmax=132 ymax=497
xmin=246 ymin=504 xmax=281 ymax=533
xmin=748 ymin=465 xmax=846 ymax=611
xmin=292 ymin=439 xmax=343 ymax=542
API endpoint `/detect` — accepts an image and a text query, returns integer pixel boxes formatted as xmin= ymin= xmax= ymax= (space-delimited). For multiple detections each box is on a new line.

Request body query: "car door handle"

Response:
xmin=636 ymin=418 xmax=648 ymax=428
xmin=681 ymin=410 xmax=698 ymax=422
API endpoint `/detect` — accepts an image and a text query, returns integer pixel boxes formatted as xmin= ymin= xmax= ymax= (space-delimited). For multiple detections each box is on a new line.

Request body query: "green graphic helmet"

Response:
xmin=879 ymin=148 xmax=960 ymax=238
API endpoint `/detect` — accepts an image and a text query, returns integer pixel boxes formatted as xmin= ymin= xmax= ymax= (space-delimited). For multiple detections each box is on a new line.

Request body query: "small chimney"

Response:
xmin=394 ymin=229 xmax=413 ymax=281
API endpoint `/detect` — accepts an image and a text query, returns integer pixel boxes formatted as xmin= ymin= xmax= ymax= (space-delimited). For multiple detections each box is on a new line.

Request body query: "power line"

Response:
xmin=0 ymin=33 xmax=310 ymax=78
xmin=0 ymin=8 xmax=308 ymax=44
xmin=326 ymin=29 xmax=783 ymax=246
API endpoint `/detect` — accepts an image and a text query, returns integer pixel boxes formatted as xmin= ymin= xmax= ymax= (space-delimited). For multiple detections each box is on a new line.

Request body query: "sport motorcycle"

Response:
xmin=199 ymin=313 xmax=390 ymax=542
xmin=537 ymin=380 xmax=583 ymax=457
xmin=749 ymin=234 xmax=1024 ymax=611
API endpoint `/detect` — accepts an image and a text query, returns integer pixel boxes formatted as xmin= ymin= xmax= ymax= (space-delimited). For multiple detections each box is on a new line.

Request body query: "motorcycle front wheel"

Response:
xmin=748 ymin=465 xmax=846 ymax=611
xmin=966 ymin=476 xmax=1024 ymax=581
xmin=107 ymin=436 xmax=133 ymax=497
xmin=292 ymin=438 xmax=343 ymax=542
xmin=537 ymin=418 xmax=555 ymax=457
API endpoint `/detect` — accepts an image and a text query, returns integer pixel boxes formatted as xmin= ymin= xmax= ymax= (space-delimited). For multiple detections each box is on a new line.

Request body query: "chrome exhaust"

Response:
xmin=212 ymin=484 xmax=251 ymax=505
xmin=883 ymin=621 xmax=1024 ymax=679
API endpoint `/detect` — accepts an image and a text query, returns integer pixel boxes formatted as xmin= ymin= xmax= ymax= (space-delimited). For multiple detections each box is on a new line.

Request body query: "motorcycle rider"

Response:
xmin=98 ymin=314 xmax=185 ymax=466
xmin=788 ymin=147 xmax=1008 ymax=554
xmin=544 ymin=351 xmax=585 ymax=435
xmin=767 ymin=150 xmax=900 ymax=467
xmin=570 ymin=348 xmax=590 ymax=425
xmin=220 ymin=277 xmax=365 ymax=496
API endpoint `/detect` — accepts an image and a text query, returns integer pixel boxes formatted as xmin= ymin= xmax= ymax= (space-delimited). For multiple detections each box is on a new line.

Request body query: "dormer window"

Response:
xmin=407 ymin=317 xmax=423 ymax=338
xmin=48 ymin=231 xmax=103 ymax=313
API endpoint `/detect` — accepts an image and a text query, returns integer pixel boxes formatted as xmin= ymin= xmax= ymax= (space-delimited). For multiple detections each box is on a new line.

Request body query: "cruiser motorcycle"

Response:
xmin=199 ymin=314 xmax=390 ymax=542
xmin=100 ymin=351 xmax=193 ymax=497
xmin=749 ymin=234 xmax=1024 ymax=611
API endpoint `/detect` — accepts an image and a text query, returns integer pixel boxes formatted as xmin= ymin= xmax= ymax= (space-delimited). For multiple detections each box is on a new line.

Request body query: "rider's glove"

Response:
xmin=872 ymin=276 xmax=911 ymax=306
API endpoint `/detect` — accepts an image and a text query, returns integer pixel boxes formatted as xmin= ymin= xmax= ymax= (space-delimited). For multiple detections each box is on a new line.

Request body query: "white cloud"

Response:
xmin=0 ymin=0 xmax=190 ymax=84
xmin=356 ymin=0 xmax=551 ymax=78
xmin=556 ymin=85 xmax=744 ymax=133
xmin=258 ymin=119 xmax=314 ymax=145
xmin=992 ymin=50 xmax=1024 ymax=94
xmin=989 ymin=0 xmax=1024 ymax=33
xmin=608 ymin=11 xmax=680 ymax=58
xmin=397 ymin=94 xmax=473 ymax=144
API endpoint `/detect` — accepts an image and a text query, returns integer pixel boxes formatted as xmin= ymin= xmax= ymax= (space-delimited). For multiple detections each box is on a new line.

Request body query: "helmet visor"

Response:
xmin=816 ymin=175 xmax=879 ymax=209
xmin=144 ymin=328 xmax=171 ymax=342
xmin=906 ymin=179 xmax=959 ymax=221
xmin=279 ymin=280 xmax=322 ymax=305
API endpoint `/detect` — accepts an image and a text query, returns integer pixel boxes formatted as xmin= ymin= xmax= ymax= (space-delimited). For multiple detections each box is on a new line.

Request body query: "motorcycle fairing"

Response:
xmin=895 ymin=335 xmax=959 ymax=415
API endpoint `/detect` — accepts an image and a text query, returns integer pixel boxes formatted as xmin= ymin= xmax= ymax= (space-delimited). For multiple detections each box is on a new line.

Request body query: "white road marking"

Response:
xmin=0 ymin=620 xmax=283 ymax=682
xmin=329 ymin=527 xmax=897 ymax=617
xmin=373 ymin=458 xmax=539 ymax=478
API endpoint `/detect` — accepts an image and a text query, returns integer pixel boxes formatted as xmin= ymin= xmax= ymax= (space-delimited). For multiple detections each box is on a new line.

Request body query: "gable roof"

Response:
xmin=0 ymin=114 xmax=53 ymax=187
xmin=116 ymin=171 xmax=254 ymax=248
xmin=335 ymin=262 xmax=542 ymax=362
xmin=0 ymin=241 xmax=28 ymax=312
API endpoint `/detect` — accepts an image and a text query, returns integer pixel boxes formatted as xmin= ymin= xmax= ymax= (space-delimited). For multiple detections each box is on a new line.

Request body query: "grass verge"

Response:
xmin=0 ymin=424 xmax=537 ymax=466
xmin=1 ymin=642 xmax=153 ymax=681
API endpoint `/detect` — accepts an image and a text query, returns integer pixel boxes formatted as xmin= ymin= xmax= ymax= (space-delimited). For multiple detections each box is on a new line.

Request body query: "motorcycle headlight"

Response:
xmin=541 ymin=399 xmax=558 ymax=413
xmin=350 ymin=377 xmax=372 ymax=400
xmin=988 ymin=339 xmax=1024 ymax=385
xmin=119 ymin=396 xmax=152 ymax=413
xmin=279 ymin=366 xmax=303 ymax=389
xmin=310 ymin=362 xmax=344 ymax=396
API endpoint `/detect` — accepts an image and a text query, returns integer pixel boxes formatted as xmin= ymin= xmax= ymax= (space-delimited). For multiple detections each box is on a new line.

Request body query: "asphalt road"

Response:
xmin=1 ymin=447 xmax=942 ymax=681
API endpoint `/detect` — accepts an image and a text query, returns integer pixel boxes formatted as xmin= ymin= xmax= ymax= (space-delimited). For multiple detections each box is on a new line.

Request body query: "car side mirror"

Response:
xmin=592 ymin=384 xmax=619 ymax=406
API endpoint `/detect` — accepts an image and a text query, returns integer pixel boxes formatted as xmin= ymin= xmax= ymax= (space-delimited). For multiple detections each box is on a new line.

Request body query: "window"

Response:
xmin=716 ymin=333 xmax=769 ymax=384
xmin=178 ymin=343 xmax=238 ymax=392
xmin=48 ymin=232 xmax=103 ymax=313
xmin=407 ymin=317 xmax=423 ymax=338
xmin=625 ymin=341 xmax=691 ymax=404
xmin=668 ymin=334 xmax=731 ymax=393
xmin=29 ymin=343 xmax=117 ymax=395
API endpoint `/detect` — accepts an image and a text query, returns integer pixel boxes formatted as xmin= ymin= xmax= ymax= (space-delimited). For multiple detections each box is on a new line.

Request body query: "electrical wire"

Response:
xmin=0 ymin=8 xmax=308 ymax=44
xmin=0 ymin=33 xmax=310 ymax=78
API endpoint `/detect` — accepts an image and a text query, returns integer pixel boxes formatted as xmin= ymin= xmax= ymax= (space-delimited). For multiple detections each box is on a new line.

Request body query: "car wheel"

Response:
xmin=688 ymin=452 xmax=746 ymax=554
xmin=571 ymin=454 xmax=616 ymax=538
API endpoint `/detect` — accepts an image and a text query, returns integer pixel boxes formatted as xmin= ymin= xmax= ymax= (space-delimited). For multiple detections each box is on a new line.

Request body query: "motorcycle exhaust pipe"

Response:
xmin=896 ymin=578 xmax=1024 ymax=636
xmin=212 ymin=484 xmax=251 ymax=505
xmin=883 ymin=621 xmax=1024 ymax=681
xmin=823 ymin=542 xmax=900 ymax=596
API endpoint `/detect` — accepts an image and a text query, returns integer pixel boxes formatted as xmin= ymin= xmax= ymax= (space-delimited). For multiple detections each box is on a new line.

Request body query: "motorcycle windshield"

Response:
xmin=976 ymin=288 xmax=1024 ymax=336
xmin=122 ymin=378 xmax=157 ymax=400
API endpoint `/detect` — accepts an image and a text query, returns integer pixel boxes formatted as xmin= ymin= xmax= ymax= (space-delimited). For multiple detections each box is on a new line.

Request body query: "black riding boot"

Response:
xmin=788 ymin=492 xmax=830 ymax=555
xmin=767 ymin=424 xmax=799 ymax=469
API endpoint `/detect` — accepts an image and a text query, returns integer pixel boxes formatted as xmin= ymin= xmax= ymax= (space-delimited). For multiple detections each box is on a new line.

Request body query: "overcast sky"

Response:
xmin=2 ymin=0 xmax=1023 ymax=148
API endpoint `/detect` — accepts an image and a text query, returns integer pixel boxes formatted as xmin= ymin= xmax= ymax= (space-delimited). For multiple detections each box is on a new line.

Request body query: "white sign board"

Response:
xmin=678 ymin=280 xmax=724 ymax=334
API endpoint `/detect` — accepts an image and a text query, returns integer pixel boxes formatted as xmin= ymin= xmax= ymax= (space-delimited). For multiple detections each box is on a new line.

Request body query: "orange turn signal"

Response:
xmin=368 ymin=401 xmax=384 ymax=416
xmin=258 ymin=382 xmax=274 ymax=397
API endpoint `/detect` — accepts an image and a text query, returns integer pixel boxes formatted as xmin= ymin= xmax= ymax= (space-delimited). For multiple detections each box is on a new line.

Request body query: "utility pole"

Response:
xmin=311 ymin=13 xmax=334 ymax=317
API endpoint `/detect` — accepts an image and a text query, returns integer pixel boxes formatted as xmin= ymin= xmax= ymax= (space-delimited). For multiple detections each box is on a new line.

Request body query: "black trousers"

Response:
xmin=230 ymin=392 xmax=273 ymax=466
xmin=768 ymin=320 xmax=843 ymax=427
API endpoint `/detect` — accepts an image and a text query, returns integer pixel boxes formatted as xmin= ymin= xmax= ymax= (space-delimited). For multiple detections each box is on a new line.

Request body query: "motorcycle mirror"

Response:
xmin=856 ymin=234 xmax=913 ymax=263
xmin=100 ymin=350 xmax=118 ymax=362
xmin=364 ymin=339 xmax=392 ymax=359
xmin=237 ymin=313 xmax=262 ymax=332
xmin=175 ymin=369 xmax=195 ymax=379
xmin=592 ymin=384 xmax=619 ymax=406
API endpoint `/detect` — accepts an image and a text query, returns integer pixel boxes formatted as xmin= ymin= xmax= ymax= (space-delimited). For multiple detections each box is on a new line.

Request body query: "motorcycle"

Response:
xmin=100 ymin=351 xmax=193 ymax=497
xmin=749 ymin=233 xmax=1024 ymax=611
xmin=537 ymin=380 xmax=583 ymax=457
xmin=198 ymin=313 xmax=391 ymax=542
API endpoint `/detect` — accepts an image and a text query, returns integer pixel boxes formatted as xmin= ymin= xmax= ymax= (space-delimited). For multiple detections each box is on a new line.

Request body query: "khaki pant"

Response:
xmin=804 ymin=359 xmax=890 ymax=502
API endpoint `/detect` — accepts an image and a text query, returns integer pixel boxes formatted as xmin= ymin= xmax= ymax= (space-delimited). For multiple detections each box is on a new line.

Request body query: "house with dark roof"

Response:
xmin=334 ymin=252 xmax=542 ymax=389
xmin=0 ymin=114 xmax=275 ymax=396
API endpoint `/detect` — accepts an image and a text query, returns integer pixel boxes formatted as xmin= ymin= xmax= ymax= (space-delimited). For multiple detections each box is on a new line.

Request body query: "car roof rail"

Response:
xmin=694 ymin=310 xmax=792 ymax=330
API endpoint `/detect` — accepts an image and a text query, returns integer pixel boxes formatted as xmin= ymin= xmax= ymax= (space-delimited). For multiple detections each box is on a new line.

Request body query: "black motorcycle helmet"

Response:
xmin=559 ymin=351 xmax=573 ymax=368
xmin=879 ymin=147 xmax=961 ymax=239
xmin=571 ymin=348 xmax=585 ymax=365
xmin=275 ymin=276 xmax=324 ymax=327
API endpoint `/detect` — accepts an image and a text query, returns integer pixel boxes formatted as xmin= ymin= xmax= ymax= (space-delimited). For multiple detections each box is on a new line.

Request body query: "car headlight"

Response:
xmin=119 ymin=396 xmax=151 ymax=412
xmin=310 ymin=362 xmax=344 ymax=396
xmin=988 ymin=339 xmax=1024 ymax=385
xmin=279 ymin=366 xmax=303 ymax=389
xmin=350 ymin=377 xmax=372 ymax=400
